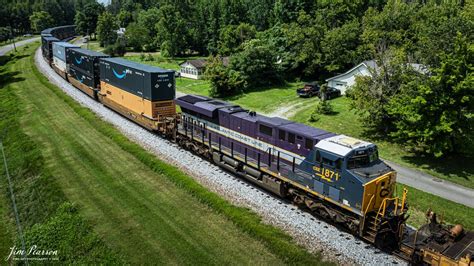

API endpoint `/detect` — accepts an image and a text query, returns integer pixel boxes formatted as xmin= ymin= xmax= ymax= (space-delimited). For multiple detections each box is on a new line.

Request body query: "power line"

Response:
xmin=0 ymin=136 xmax=28 ymax=264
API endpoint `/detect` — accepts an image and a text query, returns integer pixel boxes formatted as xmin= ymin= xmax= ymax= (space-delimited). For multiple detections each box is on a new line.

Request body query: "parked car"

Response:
xmin=296 ymin=82 xmax=320 ymax=97
xmin=319 ymin=86 xmax=341 ymax=100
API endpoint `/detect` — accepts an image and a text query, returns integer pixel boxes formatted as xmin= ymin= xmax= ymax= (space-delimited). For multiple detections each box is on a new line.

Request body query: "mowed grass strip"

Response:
xmin=6 ymin=43 xmax=329 ymax=264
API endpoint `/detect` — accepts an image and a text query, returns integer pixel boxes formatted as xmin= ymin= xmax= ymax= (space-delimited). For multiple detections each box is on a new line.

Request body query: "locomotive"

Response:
xmin=41 ymin=26 xmax=473 ymax=266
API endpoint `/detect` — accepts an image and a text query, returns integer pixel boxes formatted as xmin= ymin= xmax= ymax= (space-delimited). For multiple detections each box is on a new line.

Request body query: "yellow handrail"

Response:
xmin=364 ymin=194 xmax=375 ymax=214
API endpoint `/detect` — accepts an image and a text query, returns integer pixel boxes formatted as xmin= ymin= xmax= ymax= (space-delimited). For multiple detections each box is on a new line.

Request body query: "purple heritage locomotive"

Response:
xmin=176 ymin=94 xmax=407 ymax=247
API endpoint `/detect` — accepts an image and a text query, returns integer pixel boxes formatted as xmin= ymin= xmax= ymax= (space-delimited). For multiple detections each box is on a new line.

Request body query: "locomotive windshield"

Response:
xmin=347 ymin=147 xmax=379 ymax=169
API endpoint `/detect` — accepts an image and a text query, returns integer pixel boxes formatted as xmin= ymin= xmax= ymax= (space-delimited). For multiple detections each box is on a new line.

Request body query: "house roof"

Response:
xmin=182 ymin=59 xmax=207 ymax=69
xmin=180 ymin=57 xmax=231 ymax=69
xmin=326 ymin=59 xmax=428 ymax=82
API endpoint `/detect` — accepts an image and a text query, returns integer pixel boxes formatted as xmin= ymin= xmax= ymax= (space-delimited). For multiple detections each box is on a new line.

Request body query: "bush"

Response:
xmin=145 ymin=53 xmax=154 ymax=61
xmin=205 ymin=56 xmax=245 ymax=97
xmin=104 ymin=41 xmax=126 ymax=57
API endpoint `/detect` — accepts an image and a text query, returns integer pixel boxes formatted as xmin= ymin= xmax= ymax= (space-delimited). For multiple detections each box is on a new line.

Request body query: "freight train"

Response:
xmin=41 ymin=26 xmax=473 ymax=266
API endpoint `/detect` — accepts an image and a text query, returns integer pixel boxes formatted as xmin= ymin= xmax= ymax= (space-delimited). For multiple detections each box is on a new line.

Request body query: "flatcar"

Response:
xmin=40 ymin=25 xmax=474 ymax=266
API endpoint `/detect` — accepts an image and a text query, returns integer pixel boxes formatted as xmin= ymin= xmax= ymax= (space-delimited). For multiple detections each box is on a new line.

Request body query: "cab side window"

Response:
xmin=305 ymin=139 xmax=313 ymax=150
xmin=288 ymin=133 xmax=295 ymax=144
xmin=322 ymin=157 xmax=333 ymax=166
xmin=279 ymin=130 xmax=286 ymax=141
xmin=259 ymin=124 xmax=273 ymax=136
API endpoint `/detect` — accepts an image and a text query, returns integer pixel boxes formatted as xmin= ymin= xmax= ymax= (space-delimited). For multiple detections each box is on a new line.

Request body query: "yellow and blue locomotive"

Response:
xmin=176 ymin=94 xmax=407 ymax=249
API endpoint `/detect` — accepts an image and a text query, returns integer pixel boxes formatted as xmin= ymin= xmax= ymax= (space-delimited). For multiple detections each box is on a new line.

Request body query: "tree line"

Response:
xmin=1 ymin=0 xmax=472 ymax=158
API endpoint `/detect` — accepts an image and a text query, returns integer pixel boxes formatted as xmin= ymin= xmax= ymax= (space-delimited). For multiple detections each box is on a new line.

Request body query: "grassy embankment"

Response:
xmin=0 ymin=43 xmax=331 ymax=264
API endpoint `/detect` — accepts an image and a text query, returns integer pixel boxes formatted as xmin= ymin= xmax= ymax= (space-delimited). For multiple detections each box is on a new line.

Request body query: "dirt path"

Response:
xmin=264 ymin=101 xmax=307 ymax=118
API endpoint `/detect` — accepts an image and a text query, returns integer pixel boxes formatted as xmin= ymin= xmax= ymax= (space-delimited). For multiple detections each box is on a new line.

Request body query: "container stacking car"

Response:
xmin=99 ymin=58 xmax=177 ymax=131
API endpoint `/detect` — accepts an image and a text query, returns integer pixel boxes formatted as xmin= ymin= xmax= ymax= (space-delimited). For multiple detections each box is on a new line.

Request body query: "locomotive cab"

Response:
xmin=310 ymin=135 xmax=407 ymax=247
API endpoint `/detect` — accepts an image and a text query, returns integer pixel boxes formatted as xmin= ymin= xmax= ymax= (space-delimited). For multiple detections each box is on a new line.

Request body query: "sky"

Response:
xmin=97 ymin=0 xmax=109 ymax=5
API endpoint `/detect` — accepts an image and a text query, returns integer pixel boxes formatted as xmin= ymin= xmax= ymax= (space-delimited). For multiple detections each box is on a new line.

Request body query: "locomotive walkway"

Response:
xmin=21 ymin=39 xmax=472 ymax=209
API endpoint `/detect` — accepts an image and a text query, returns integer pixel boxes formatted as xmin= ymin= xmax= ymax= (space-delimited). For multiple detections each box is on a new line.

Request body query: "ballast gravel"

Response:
xmin=35 ymin=48 xmax=405 ymax=265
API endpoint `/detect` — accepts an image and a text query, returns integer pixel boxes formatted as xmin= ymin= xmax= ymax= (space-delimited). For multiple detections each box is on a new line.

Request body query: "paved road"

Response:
xmin=385 ymin=161 xmax=474 ymax=208
xmin=0 ymin=37 xmax=40 ymax=56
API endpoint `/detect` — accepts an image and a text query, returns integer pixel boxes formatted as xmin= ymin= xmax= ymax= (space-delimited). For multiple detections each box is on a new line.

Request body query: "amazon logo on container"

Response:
xmin=75 ymin=57 xmax=83 ymax=64
xmin=112 ymin=68 xmax=132 ymax=79
xmin=76 ymin=74 xmax=85 ymax=83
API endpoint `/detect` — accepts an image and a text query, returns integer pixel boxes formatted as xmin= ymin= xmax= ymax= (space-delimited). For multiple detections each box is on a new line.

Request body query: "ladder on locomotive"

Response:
xmin=362 ymin=188 xmax=407 ymax=242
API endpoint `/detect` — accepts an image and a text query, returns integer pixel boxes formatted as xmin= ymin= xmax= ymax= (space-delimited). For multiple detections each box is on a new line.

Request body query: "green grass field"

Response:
xmin=0 ymin=43 xmax=330 ymax=264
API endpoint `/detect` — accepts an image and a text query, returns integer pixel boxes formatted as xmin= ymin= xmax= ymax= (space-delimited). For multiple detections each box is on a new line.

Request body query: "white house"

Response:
xmin=326 ymin=60 xmax=427 ymax=94
xmin=179 ymin=59 xmax=207 ymax=79
xmin=179 ymin=57 xmax=230 ymax=80
xmin=326 ymin=60 xmax=376 ymax=94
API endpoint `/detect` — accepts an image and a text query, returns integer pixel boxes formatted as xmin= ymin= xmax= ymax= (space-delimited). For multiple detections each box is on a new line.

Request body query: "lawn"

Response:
xmin=396 ymin=184 xmax=474 ymax=230
xmin=0 ymin=43 xmax=329 ymax=264
xmin=80 ymin=40 xmax=103 ymax=52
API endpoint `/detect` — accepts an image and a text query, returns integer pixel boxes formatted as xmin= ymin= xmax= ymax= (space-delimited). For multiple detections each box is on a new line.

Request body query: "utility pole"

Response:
xmin=1 ymin=134 xmax=28 ymax=264
xmin=9 ymin=25 xmax=17 ymax=53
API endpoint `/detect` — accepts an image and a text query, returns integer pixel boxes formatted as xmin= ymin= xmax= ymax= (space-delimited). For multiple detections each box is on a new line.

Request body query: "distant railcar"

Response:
xmin=41 ymin=36 xmax=59 ymax=64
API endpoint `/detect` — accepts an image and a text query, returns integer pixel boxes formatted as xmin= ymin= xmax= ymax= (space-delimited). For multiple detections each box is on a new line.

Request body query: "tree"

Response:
xmin=117 ymin=9 xmax=133 ymax=28
xmin=137 ymin=7 xmax=160 ymax=49
xmin=75 ymin=1 xmax=105 ymax=38
xmin=349 ymin=48 xmax=410 ymax=134
xmin=388 ymin=34 xmax=474 ymax=156
xmin=96 ymin=12 xmax=118 ymax=47
xmin=360 ymin=1 xmax=417 ymax=56
xmin=322 ymin=19 xmax=361 ymax=73
xmin=229 ymin=39 xmax=282 ymax=90
xmin=205 ymin=55 xmax=245 ymax=97
xmin=29 ymin=11 xmax=54 ymax=33
xmin=155 ymin=4 xmax=188 ymax=57
xmin=281 ymin=11 xmax=325 ymax=77
xmin=218 ymin=23 xmax=256 ymax=55
xmin=125 ymin=22 xmax=149 ymax=51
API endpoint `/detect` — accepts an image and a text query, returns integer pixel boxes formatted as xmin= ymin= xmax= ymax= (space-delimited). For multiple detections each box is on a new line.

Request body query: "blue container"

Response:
xmin=52 ymin=42 xmax=79 ymax=62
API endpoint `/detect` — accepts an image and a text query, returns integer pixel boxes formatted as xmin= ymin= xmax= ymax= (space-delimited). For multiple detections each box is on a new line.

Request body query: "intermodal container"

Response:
xmin=52 ymin=42 xmax=79 ymax=62
xmin=67 ymin=48 xmax=109 ymax=78
xmin=69 ymin=66 xmax=94 ymax=88
xmin=41 ymin=36 xmax=59 ymax=59
xmin=99 ymin=57 xmax=175 ymax=101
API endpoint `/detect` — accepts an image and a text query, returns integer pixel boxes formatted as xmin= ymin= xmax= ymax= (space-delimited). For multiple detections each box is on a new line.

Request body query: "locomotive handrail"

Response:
xmin=364 ymin=194 xmax=375 ymax=214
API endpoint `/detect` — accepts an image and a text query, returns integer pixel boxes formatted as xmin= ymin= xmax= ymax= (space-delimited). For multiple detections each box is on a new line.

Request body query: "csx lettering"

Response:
xmin=313 ymin=166 xmax=340 ymax=183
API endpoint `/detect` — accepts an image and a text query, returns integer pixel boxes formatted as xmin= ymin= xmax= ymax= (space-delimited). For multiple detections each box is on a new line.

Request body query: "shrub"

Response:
xmin=104 ymin=41 xmax=126 ymax=57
